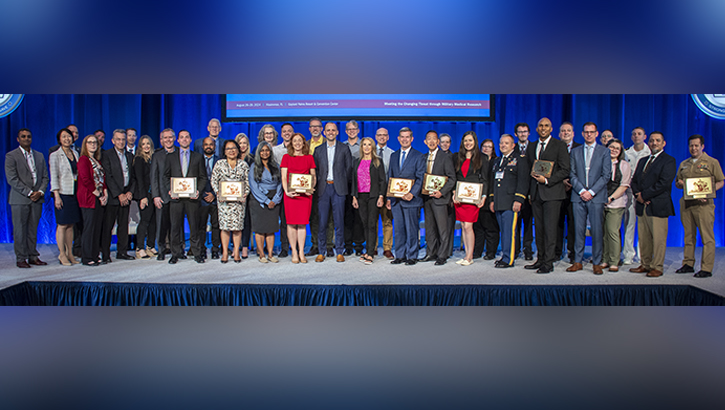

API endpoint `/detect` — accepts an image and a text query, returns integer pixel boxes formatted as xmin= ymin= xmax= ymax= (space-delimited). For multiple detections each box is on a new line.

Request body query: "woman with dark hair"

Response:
xmin=474 ymin=138 xmax=500 ymax=260
xmin=132 ymin=135 xmax=156 ymax=259
xmin=351 ymin=137 xmax=387 ymax=265
xmin=234 ymin=133 xmax=254 ymax=258
xmin=249 ymin=142 xmax=283 ymax=263
xmin=49 ymin=128 xmax=82 ymax=265
xmin=211 ymin=139 xmax=250 ymax=263
xmin=453 ymin=131 xmax=489 ymax=266
xmin=281 ymin=133 xmax=316 ymax=264
xmin=602 ymin=139 xmax=632 ymax=272
xmin=77 ymin=134 xmax=108 ymax=266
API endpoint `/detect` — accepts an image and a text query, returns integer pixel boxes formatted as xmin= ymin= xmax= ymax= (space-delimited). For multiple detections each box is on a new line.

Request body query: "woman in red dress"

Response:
xmin=281 ymin=133 xmax=317 ymax=264
xmin=453 ymin=131 xmax=489 ymax=266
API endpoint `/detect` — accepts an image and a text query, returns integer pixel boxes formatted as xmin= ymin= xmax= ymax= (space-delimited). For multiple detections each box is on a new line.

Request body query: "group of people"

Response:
xmin=6 ymin=116 xmax=723 ymax=278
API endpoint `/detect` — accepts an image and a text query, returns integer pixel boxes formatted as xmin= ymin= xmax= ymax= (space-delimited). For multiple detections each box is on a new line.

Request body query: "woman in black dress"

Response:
xmin=132 ymin=135 xmax=157 ymax=259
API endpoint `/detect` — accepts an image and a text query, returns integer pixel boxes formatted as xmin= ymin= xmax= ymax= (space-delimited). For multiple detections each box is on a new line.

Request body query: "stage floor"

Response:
xmin=1 ymin=244 xmax=724 ymax=298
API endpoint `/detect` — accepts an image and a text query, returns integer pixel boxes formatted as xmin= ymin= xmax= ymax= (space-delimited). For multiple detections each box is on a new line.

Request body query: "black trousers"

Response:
xmin=81 ymin=200 xmax=104 ymax=264
xmin=136 ymin=197 xmax=157 ymax=250
xmin=531 ymin=197 xmax=562 ymax=270
xmin=473 ymin=208 xmax=500 ymax=258
xmin=555 ymin=196 xmax=576 ymax=260
xmin=356 ymin=193 xmax=380 ymax=255
xmin=170 ymin=199 xmax=201 ymax=258
xmin=101 ymin=203 xmax=130 ymax=258
xmin=515 ymin=199 xmax=534 ymax=258
xmin=198 ymin=203 xmax=221 ymax=253
xmin=344 ymin=194 xmax=365 ymax=252
xmin=423 ymin=199 xmax=452 ymax=260
xmin=279 ymin=199 xmax=289 ymax=251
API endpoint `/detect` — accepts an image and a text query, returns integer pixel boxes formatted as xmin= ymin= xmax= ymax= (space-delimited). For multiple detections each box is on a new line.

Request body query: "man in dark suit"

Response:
xmin=194 ymin=118 xmax=225 ymax=158
xmin=489 ymin=134 xmax=529 ymax=268
xmin=164 ymin=130 xmax=207 ymax=264
xmin=556 ymin=121 xmax=580 ymax=262
xmin=566 ymin=122 xmax=612 ymax=275
xmin=629 ymin=131 xmax=677 ymax=278
xmin=5 ymin=128 xmax=49 ymax=268
xmin=513 ymin=122 xmax=534 ymax=260
xmin=386 ymin=127 xmax=426 ymax=265
xmin=421 ymin=130 xmax=456 ymax=265
xmin=525 ymin=117 xmax=571 ymax=273
xmin=198 ymin=137 xmax=221 ymax=259
xmin=151 ymin=128 xmax=177 ymax=260
xmin=312 ymin=122 xmax=352 ymax=262
xmin=101 ymin=129 xmax=136 ymax=262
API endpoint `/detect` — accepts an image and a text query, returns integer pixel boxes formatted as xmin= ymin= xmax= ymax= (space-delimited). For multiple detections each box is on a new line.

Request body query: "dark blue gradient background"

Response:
xmin=2 ymin=0 xmax=725 ymax=408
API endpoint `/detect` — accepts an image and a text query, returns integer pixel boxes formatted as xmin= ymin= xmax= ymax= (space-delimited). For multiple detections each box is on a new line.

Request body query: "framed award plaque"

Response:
xmin=170 ymin=177 xmax=196 ymax=198
xmin=386 ymin=178 xmax=414 ymax=197
xmin=289 ymin=173 xmax=313 ymax=194
xmin=219 ymin=181 xmax=244 ymax=201
xmin=421 ymin=173 xmax=448 ymax=195
xmin=684 ymin=176 xmax=716 ymax=200
xmin=454 ymin=181 xmax=484 ymax=204
xmin=532 ymin=160 xmax=554 ymax=178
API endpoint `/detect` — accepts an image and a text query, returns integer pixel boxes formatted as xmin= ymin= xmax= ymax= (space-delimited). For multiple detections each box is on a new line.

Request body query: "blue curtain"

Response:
xmin=2 ymin=94 xmax=723 ymax=245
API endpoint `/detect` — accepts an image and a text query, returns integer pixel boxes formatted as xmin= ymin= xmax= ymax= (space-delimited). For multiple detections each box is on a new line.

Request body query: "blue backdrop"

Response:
xmin=2 ymin=94 xmax=724 ymax=246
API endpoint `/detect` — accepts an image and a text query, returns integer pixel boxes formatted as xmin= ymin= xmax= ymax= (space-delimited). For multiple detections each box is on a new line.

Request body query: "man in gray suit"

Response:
xmin=566 ymin=122 xmax=612 ymax=275
xmin=5 ymin=128 xmax=49 ymax=268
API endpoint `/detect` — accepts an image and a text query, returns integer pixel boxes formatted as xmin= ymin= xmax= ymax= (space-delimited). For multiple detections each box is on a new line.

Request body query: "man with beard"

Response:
xmin=198 ymin=137 xmax=221 ymax=259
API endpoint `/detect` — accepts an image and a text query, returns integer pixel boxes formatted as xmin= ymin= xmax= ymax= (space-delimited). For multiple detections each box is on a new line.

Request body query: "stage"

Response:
xmin=1 ymin=244 xmax=723 ymax=305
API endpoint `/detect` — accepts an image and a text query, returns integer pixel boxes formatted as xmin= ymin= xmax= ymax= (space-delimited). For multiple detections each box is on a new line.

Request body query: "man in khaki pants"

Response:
xmin=674 ymin=134 xmax=724 ymax=278
xmin=629 ymin=132 xmax=676 ymax=278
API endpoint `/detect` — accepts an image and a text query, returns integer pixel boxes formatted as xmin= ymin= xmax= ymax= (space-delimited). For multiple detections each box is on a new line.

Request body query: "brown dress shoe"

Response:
xmin=592 ymin=265 xmax=604 ymax=275
xmin=609 ymin=266 xmax=619 ymax=272
xmin=336 ymin=254 xmax=345 ymax=263
xmin=315 ymin=254 xmax=325 ymax=263
xmin=646 ymin=269 xmax=663 ymax=278
xmin=383 ymin=250 xmax=394 ymax=259
xmin=28 ymin=258 xmax=48 ymax=266
xmin=566 ymin=262 xmax=583 ymax=272
xmin=629 ymin=265 xmax=651 ymax=273
xmin=16 ymin=261 xmax=31 ymax=268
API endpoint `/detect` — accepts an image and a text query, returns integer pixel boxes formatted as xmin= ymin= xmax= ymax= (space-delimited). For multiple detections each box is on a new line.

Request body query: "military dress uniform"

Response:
xmin=676 ymin=152 xmax=724 ymax=276
xmin=489 ymin=153 xmax=530 ymax=266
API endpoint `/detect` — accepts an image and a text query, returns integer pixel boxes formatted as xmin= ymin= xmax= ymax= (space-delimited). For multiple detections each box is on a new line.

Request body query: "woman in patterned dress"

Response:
xmin=211 ymin=139 xmax=250 ymax=263
xmin=235 ymin=133 xmax=254 ymax=258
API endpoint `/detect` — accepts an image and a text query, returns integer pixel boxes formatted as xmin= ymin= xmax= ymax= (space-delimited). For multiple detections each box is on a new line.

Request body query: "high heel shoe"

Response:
xmin=66 ymin=252 xmax=80 ymax=264
xmin=58 ymin=254 xmax=72 ymax=266
xmin=233 ymin=254 xmax=241 ymax=263
xmin=221 ymin=255 xmax=229 ymax=263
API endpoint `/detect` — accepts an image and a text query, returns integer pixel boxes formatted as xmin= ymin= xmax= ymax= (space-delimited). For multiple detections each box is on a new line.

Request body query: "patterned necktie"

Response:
xmin=400 ymin=150 xmax=407 ymax=169
xmin=644 ymin=155 xmax=654 ymax=173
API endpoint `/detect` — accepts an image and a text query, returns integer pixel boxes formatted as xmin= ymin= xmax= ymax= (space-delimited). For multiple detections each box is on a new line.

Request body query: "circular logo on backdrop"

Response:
xmin=0 ymin=94 xmax=24 ymax=118
xmin=691 ymin=94 xmax=725 ymax=120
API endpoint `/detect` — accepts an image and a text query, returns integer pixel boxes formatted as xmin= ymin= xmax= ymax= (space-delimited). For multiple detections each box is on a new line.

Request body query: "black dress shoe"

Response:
xmin=694 ymin=270 xmax=712 ymax=278
xmin=524 ymin=261 xmax=542 ymax=270
xmin=326 ymin=249 xmax=335 ymax=257
xmin=101 ymin=258 xmax=112 ymax=265
xmin=16 ymin=261 xmax=31 ymax=268
xmin=391 ymin=258 xmax=406 ymax=265
xmin=116 ymin=254 xmax=133 ymax=260
xmin=162 ymin=248 xmax=172 ymax=255
xmin=676 ymin=264 xmax=695 ymax=274
xmin=343 ymin=249 xmax=354 ymax=256
xmin=28 ymin=258 xmax=48 ymax=266
xmin=536 ymin=266 xmax=552 ymax=274
xmin=495 ymin=262 xmax=514 ymax=268
xmin=186 ymin=249 xmax=194 ymax=256
xmin=434 ymin=258 xmax=447 ymax=266
xmin=179 ymin=254 xmax=188 ymax=260
xmin=157 ymin=253 xmax=165 ymax=261
xmin=483 ymin=254 xmax=496 ymax=260
xmin=524 ymin=254 xmax=534 ymax=261
xmin=278 ymin=249 xmax=288 ymax=258
xmin=355 ymin=250 xmax=363 ymax=256
xmin=195 ymin=256 xmax=205 ymax=264
xmin=405 ymin=259 xmax=418 ymax=265
xmin=420 ymin=255 xmax=436 ymax=262
xmin=168 ymin=256 xmax=179 ymax=264
xmin=211 ymin=251 xmax=220 ymax=260
xmin=306 ymin=248 xmax=319 ymax=256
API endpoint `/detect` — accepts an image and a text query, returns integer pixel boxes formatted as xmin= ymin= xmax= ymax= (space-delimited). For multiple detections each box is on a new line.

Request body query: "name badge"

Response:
xmin=495 ymin=171 xmax=505 ymax=180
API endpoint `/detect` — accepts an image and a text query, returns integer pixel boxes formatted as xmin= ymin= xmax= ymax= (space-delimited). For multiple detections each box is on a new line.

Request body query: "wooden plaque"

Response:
xmin=421 ymin=173 xmax=448 ymax=196
xmin=454 ymin=181 xmax=484 ymax=204
xmin=532 ymin=160 xmax=554 ymax=178
xmin=684 ymin=176 xmax=716 ymax=200
xmin=171 ymin=177 xmax=196 ymax=198
xmin=219 ymin=180 xmax=244 ymax=202
xmin=289 ymin=173 xmax=313 ymax=194
xmin=386 ymin=178 xmax=414 ymax=197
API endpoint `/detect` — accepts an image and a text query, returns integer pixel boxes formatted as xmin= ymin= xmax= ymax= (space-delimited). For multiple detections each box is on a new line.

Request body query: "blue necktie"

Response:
xmin=400 ymin=150 xmax=407 ymax=169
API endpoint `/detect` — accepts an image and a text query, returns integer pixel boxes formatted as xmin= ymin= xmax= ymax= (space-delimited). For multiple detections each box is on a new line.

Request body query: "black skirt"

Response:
xmin=249 ymin=195 xmax=280 ymax=234
xmin=55 ymin=193 xmax=81 ymax=225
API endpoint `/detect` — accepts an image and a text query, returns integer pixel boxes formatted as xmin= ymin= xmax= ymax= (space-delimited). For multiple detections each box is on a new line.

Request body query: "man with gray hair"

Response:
xmin=101 ymin=128 xmax=136 ymax=262
xmin=343 ymin=119 xmax=364 ymax=255
xmin=194 ymin=118 xmax=225 ymax=157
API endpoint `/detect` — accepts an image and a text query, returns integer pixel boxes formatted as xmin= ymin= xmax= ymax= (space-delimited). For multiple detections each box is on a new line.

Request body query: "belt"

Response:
xmin=327 ymin=180 xmax=334 ymax=184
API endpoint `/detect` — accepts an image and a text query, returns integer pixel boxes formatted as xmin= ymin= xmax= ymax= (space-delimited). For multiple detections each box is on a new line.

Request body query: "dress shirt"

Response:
xmin=23 ymin=148 xmax=38 ymax=186
xmin=204 ymin=155 xmax=214 ymax=177
xmin=345 ymin=139 xmax=360 ymax=160
xmin=536 ymin=136 xmax=551 ymax=160
xmin=180 ymin=149 xmax=190 ymax=177
xmin=400 ymin=147 xmax=411 ymax=169
xmin=326 ymin=141 xmax=336 ymax=181
xmin=426 ymin=148 xmax=439 ymax=173
xmin=116 ymin=148 xmax=130 ymax=185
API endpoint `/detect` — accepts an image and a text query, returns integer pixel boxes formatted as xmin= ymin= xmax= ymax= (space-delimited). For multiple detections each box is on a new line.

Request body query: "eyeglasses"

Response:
xmin=225 ymin=147 xmax=237 ymax=151
xmin=87 ymin=141 xmax=98 ymax=145
xmin=346 ymin=128 xmax=359 ymax=131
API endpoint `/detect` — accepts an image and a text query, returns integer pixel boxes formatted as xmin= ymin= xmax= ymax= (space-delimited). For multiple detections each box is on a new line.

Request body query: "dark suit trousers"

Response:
xmin=556 ymin=196 xmax=575 ymax=260
xmin=11 ymin=202 xmax=42 ymax=262
xmin=532 ymin=197 xmax=562 ymax=269
xmin=447 ymin=204 xmax=456 ymax=256
xmin=80 ymin=199 xmax=104 ymax=264
xmin=198 ymin=203 xmax=220 ymax=253
xmin=170 ymin=199 xmax=201 ymax=258
xmin=345 ymin=194 xmax=365 ymax=252
xmin=357 ymin=193 xmax=379 ymax=254
xmin=156 ymin=202 xmax=183 ymax=251
xmin=317 ymin=185 xmax=345 ymax=254
xmin=515 ymin=200 xmax=534 ymax=258
xmin=136 ymin=199 xmax=156 ymax=250
xmin=309 ymin=190 xmax=334 ymax=252
xmin=392 ymin=203 xmax=421 ymax=260
xmin=102 ymin=203 xmax=130 ymax=258
xmin=473 ymin=208 xmax=499 ymax=258
xmin=424 ymin=200 xmax=451 ymax=259
xmin=72 ymin=219 xmax=83 ymax=256
xmin=279 ymin=200 xmax=289 ymax=251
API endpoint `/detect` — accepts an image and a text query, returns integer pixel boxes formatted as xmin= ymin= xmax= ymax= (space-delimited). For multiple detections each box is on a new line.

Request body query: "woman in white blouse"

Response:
xmin=49 ymin=128 xmax=81 ymax=266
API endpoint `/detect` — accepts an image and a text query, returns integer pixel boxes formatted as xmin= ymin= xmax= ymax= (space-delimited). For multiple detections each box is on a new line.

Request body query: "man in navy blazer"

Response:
xmin=629 ymin=131 xmax=676 ymax=278
xmin=386 ymin=127 xmax=426 ymax=265
xmin=313 ymin=122 xmax=352 ymax=262
xmin=566 ymin=122 xmax=612 ymax=275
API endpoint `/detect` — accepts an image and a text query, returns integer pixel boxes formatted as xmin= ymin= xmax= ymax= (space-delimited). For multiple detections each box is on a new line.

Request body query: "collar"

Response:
xmin=538 ymin=136 xmax=552 ymax=145
xmin=429 ymin=148 xmax=439 ymax=156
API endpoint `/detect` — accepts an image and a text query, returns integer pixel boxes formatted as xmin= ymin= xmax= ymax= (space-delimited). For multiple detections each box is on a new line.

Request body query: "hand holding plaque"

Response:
xmin=219 ymin=180 xmax=244 ymax=202
xmin=454 ymin=181 xmax=484 ymax=205
xmin=387 ymin=178 xmax=413 ymax=198
xmin=289 ymin=173 xmax=313 ymax=194
xmin=684 ymin=176 xmax=716 ymax=200
xmin=531 ymin=160 xmax=554 ymax=178
xmin=422 ymin=173 xmax=448 ymax=196
xmin=171 ymin=177 xmax=196 ymax=199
